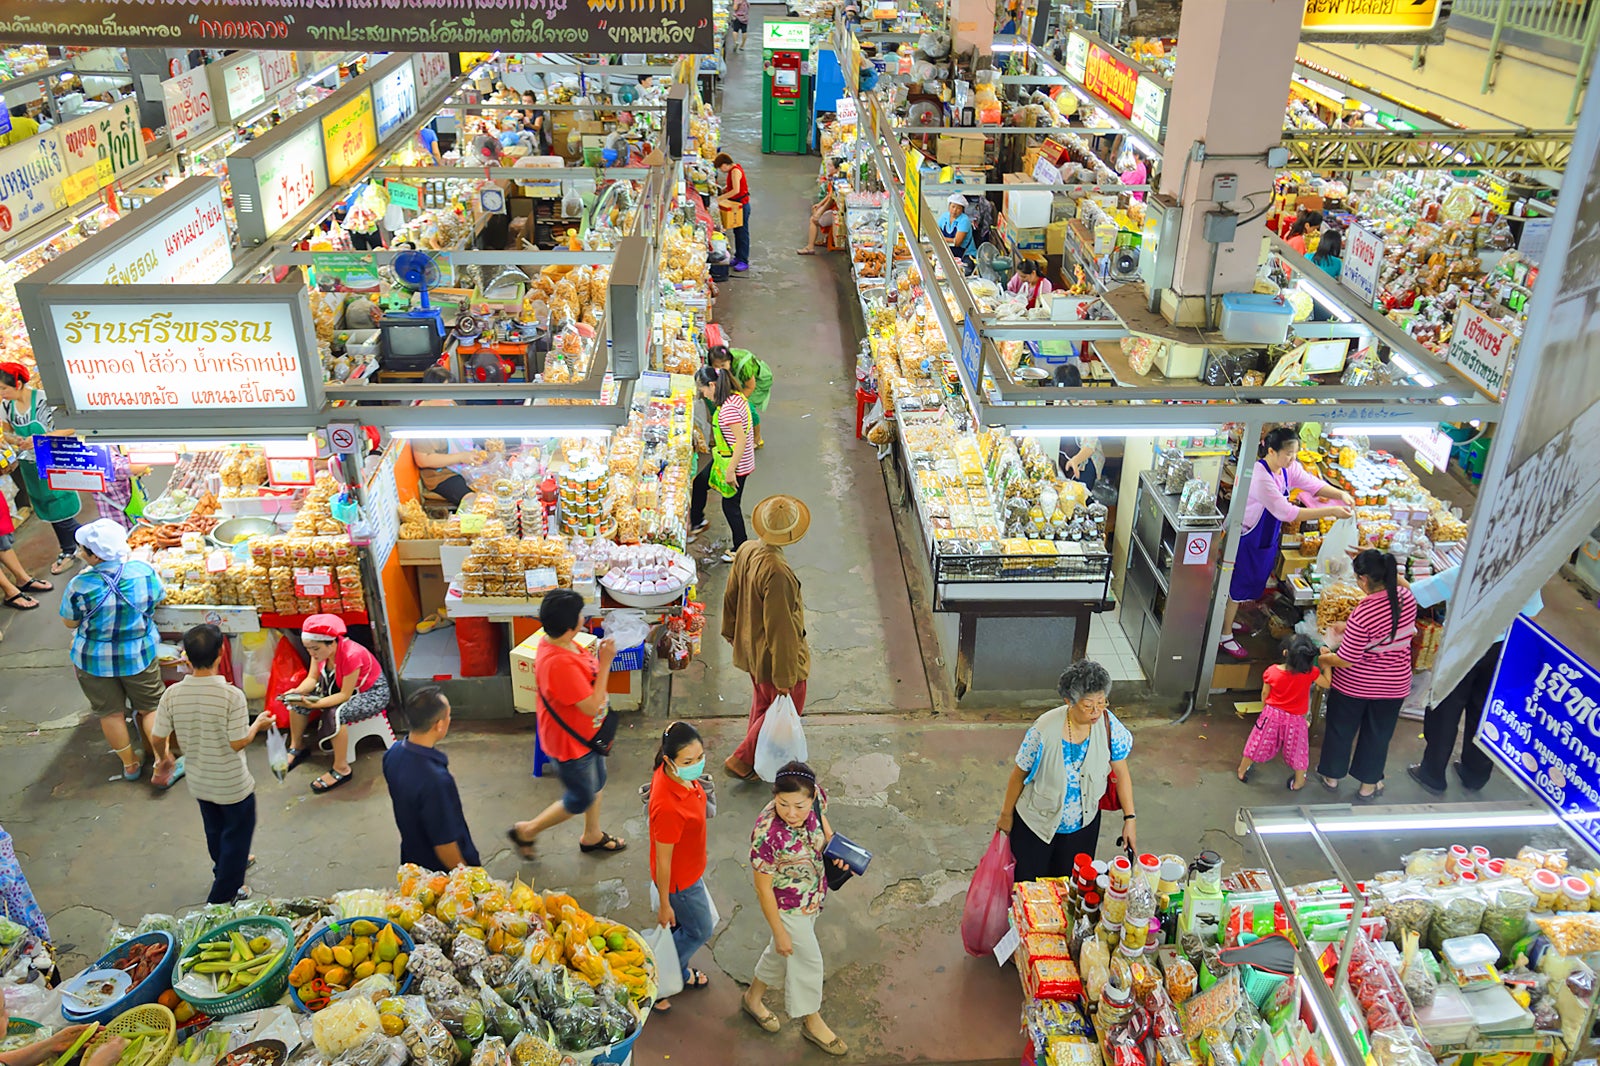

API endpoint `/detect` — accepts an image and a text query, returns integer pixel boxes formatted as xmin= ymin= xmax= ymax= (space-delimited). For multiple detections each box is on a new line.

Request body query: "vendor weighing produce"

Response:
xmin=1220 ymin=427 xmax=1353 ymax=660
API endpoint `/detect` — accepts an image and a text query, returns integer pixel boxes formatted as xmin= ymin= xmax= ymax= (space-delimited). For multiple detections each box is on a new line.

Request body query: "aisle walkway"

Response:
xmin=674 ymin=16 xmax=932 ymax=719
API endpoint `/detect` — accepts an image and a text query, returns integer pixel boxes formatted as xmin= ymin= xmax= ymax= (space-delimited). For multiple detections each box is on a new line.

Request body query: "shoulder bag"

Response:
xmin=536 ymin=665 xmax=618 ymax=757
xmin=1097 ymin=713 xmax=1122 ymax=811
xmin=707 ymin=405 xmax=741 ymax=499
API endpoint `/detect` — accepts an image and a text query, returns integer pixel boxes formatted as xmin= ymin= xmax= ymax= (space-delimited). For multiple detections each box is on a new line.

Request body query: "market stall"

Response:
xmin=0 ymin=865 xmax=664 ymax=1066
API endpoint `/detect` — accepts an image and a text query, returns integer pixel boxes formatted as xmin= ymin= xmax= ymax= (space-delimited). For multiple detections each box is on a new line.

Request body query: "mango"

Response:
xmin=333 ymin=945 xmax=355 ymax=968
xmin=380 ymin=1015 xmax=405 ymax=1037
xmin=352 ymin=920 xmax=381 ymax=936
xmin=605 ymin=931 xmax=628 ymax=952
xmin=174 ymin=1003 xmax=196 ymax=1024
xmin=289 ymin=958 xmax=318 ymax=987
xmin=311 ymin=944 xmax=335 ymax=967
xmin=376 ymin=926 xmax=402 ymax=963
xmin=324 ymin=966 xmax=350 ymax=988
xmin=393 ymin=952 xmax=409 ymax=980
xmin=589 ymin=935 xmax=606 ymax=952
xmin=351 ymin=940 xmax=372 ymax=966
xmin=249 ymin=936 xmax=272 ymax=954
xmin=376 ymin=963 xmax=393 ymax=975
xmin=354 ymin=961 xmax=376 ymax=981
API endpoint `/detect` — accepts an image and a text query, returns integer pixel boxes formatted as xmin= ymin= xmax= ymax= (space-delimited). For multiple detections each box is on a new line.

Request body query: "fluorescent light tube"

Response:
xmin=1009 ymin=426 xmax=1218 ymax=437
xmin=389 ymin=428 xmax=611 ymax=440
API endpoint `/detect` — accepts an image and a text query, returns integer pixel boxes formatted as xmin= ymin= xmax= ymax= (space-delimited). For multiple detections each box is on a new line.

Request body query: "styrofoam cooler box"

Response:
xmin=1218 ymin=293 xmax=1293 ymax=344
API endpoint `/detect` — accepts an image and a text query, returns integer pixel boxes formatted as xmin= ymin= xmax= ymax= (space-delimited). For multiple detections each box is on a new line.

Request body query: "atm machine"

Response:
xmin=762 ymin=19 xmax=812 ymax=154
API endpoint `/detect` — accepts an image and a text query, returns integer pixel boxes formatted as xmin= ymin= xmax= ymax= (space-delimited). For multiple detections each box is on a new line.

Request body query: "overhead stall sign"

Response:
xmin=1063 ymin=33 xmax=1089 ymax=81
xmin=1302 ymin=0 xmax=1443 ymax=33
xmin=216 ymin=51 xmax=298 ymax=123
xmin=1082 ymin=44 xmax=1138 ymax=120
xmin=1341 ymin=222 xmax=1384 ymax=307
xmin=372 ymin=63 xmax=418 ymax=140
xmin=0 ymin=0 xmax=716 ymax=53
xmin=55 ymin=100 xmax=144 ymax=184
xmin=414 ymin=53 xmax=451 ymax=105
xmin=0 ymin=135 xmax=68 ymax=235
xmin=161 ymin=66 xmax=217 ymax=146
xmin=256 ymin=124 xmax=329 ymax=237
xmin=1131 ymin=76 xmax=1166 ymax=142
xmin=321 ymin=89 xmax=377 ymax=186
xmin=54 ymin=179 xmax=232 ymax=287
xmin=1445 ymin=303 xmax=1516 ymax=400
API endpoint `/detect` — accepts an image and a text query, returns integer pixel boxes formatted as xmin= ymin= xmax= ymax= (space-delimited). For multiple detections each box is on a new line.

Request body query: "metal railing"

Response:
xmin=1453 ymin=0 xmax=1600 ymax=119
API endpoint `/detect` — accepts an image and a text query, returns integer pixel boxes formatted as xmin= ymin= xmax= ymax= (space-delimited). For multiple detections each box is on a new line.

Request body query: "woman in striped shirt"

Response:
xmin=698 ymin=366 xmax=755 ymax=562
xmin=1315 ymin=549 xmax=1418 ymax=800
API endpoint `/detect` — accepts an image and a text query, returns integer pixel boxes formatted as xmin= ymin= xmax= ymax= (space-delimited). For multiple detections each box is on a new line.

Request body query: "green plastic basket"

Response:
xmin=174 ymin=916 xmax=295 ymax=1015
xmin=1239 ymin=965 xmax=1290 ymax=1010
xmin=6 ymin=1019 xmax=43 ymax=1037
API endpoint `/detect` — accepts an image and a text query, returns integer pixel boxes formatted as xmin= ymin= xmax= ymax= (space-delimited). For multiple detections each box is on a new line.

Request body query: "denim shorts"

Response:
xmin=555 ymin=751 xmax=607 ymax=813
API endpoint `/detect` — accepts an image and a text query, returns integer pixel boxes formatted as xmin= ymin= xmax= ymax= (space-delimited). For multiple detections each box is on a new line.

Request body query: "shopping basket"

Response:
xmin=174 ymin=916 xmax=295 ymax=1016
xmin=82 ymin=1004 xmax=177 ymax=1066
xmin=64 ymin=931 xmax=179 ymax=1025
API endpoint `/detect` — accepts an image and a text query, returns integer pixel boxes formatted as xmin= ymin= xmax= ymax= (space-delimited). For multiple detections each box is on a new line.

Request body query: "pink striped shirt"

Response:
xmin=1331 ymin=586 xmax=1418 ymax=700
xmin=1243 ymin=460 xmax=1330 ymax=534
xmin=718 ymin=393 xmax=755 ymax=476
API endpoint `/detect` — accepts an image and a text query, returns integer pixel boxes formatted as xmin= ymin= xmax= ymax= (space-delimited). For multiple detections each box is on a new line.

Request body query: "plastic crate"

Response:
xmin=610 ymin=643 xmax=649 ymax=672
xmin=83 ymin=1005 xmax=176 ymax=1066
xmin=63 ymin=931 xmax=179 ymax=1025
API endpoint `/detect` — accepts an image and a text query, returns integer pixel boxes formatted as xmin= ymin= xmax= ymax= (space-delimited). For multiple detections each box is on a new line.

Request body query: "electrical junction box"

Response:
xmin=1212 ymin=173 xmax=1239 ymax=201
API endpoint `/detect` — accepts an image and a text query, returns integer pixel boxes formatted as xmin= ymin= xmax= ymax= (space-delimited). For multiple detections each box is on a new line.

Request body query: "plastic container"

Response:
xmin=82 ymin=1005 xmax=176 ymax=1066
xmin=1563 ymin=877 xmax=1591 ymax=912
xmin=62 ymin=931 xmax=178 ymax=1025
xmin=1102 ymin=887 xmax=1129 ymax=926
xmin=1442 ymin=933 xmax=1501 ymax=990
xmin=1108 ymin=856 xmax=1133 ymax=891
xmin=1471 ymin=846 xmax=1491 ymax=865
xmin=1137 ymin=854 xmax=1161 ymax=889
xmin=1121 ymin=917 xmax=1149 ymax=952
xmin=287 ymin=916 xmax=416 ymax=1012
xmin=1532 ymin=868 xmax=1563 ymax=910
xmin=1218 ymin=293 xmax=1293 ymax=344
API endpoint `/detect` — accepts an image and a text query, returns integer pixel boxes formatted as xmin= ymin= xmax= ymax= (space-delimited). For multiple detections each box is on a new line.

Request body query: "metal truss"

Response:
xmin=1282 ymin=129 xmax=1575 ymax=172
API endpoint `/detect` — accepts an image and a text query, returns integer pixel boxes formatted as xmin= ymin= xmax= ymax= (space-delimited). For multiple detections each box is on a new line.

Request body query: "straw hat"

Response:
xmin=752 ymin=495 xmax=811 ymax=546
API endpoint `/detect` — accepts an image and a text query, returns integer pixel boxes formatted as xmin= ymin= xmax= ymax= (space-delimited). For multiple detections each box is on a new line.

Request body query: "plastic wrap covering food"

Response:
xmin=1426 ymin=884 xmax=1488 ymax=952
xmin=1178 ymin=479 xmax=1214 ymax=517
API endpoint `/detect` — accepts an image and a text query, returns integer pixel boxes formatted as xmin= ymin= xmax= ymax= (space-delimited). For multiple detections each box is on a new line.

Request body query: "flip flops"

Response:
xmin=3 ymin=593 xmax=39 ymax=610
xmin=152 ymin=756 xmax=187 ymax=790
xmin=506 ymin=827 xmax=537 ymax=861
xmin=579 ymin=832 xmax=626 ymax=854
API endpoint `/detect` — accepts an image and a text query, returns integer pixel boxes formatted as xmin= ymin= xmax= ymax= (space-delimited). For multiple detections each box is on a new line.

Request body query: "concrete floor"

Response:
xmin=1 ymin=12 xmax=1597 ymax=1066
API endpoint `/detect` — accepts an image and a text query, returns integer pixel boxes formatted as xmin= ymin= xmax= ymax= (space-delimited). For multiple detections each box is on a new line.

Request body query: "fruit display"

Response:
xmin=288 ymin=919 xmax=412 ymax=1011
xmin=176 ymin=925 xmax=289 ymax=999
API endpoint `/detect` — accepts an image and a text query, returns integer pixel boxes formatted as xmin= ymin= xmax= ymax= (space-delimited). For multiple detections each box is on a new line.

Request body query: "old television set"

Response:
xmin=379 ymin=314 xmax=446 ymax=372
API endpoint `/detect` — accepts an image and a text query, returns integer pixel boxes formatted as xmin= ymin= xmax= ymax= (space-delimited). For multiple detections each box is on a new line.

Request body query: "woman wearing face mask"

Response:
xmin=647 ymin=721 xmax=715 ymax=1013
xmin=744 ymin=761 xmax=851 ymax=1056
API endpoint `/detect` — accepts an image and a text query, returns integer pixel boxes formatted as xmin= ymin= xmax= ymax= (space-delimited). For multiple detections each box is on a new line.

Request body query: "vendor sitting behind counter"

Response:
xmin=413 ymin=441 xmax=480 ymax=509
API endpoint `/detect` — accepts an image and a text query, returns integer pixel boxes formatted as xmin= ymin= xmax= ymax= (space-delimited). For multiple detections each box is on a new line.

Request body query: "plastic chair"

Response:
xmin=531 ymin=725 xmax=550 ymax=778
xmin=345 ymin=710 xmax=397 ymax=755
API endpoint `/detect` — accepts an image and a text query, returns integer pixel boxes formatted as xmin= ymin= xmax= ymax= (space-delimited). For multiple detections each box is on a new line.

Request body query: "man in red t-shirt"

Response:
xmin=507 ymin=590 xmax=626 ymax=858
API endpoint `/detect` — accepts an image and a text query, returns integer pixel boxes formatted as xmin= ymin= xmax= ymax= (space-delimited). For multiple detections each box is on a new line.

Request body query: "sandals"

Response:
xmin=1319 ymin=775 xmax=1341 ymax=792
xmin=579 ymin=832 xmax=627 ymax=854
xmin=1287 ymin=776 xmax=1306 ymax=792
xmin=152 ymin=756 xmax=187 ymax=790
xmin=1236 ymin=767 xmax=1252 ymax=784
xmin=1355 ymin=783 xmax=1386 ymax=803
xmin=49 ymin=552 xmax=77 ymax=575
xmin=285 ymin=746 xmax=310 ymax=773
xmin=795 ymin=247 xmax=816 ymax=255
xmin=3 ymin=592 xmax=39 ymax=610
xmin=506 ymin=827 xmax=537 ymax=861
xmin=683 ymin=969 xmax=709 ymax=989
xmin=802 ymin=1027 xmax=849 ymax=1056
xmin=18 ymin=578 xmax=52 ymax=593
xmin=310 ymin=767 xmax=353 ymax=793
xmin=741 ymin=996 xmax=780 ymax=1033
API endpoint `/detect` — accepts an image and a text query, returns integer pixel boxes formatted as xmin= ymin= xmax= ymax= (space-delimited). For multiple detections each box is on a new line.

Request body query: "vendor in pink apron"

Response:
xmin=1220 ymin=427 xmax=1353 ymax=660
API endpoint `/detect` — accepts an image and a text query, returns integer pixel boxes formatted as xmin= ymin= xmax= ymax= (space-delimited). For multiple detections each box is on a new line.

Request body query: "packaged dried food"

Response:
xmin=1370 ymin=1027 xmax=1433 ymax=1066
xmin=1402 ymin=848 xmax=1449 ymax=878
xmin=1080 ymin=932 xmax=1111 ymax=1003
xmin=1479 ymin=878 xmax=1536 ymax=960
xmin=1535 ymin=912 xmax=1600 ymax=955
xmin=1517 ymin=846 xmax=1568 ymax=872
xmin=1398 ymin=933 xmax=1436 ymax=1008
xmin=1164 ymin=955 xmax=1197 ymax=1004
xmin=1376 ymin=879 xmax=1439 ymax=946
xmin=1426 ymin=883 xmax=1488 ymax=952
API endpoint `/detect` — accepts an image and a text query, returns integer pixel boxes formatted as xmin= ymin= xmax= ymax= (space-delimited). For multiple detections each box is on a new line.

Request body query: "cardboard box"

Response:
xmin=1046 ymin=220 xmax=1070 ymax=256
xmin=935 ymin=132 xmax=985 ymax=165
xmin=1212 ymin=660 xmax=1266 ymax=692
xmin=397 ymin=540 xmax=444 ymax=565
xmin=1005 ymin=223 xmax=1046 ymax=250
xmin=510 ymin=629 xmax=597 ymax=713
xmin=1153 ymin=340 xmax=1207 ymax=379
xmin=416 ymin=565 xmax=446 ymax=618
xmin=1003 ymin=171 xmax=1051 ymax=228
xmin=1275 ymin=548 xmax=1316 ymax=581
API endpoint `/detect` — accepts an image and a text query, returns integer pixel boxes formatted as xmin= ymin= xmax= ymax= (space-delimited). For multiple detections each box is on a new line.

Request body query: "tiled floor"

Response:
xmin=1088 ymin=606 xmax=1146 ymax=682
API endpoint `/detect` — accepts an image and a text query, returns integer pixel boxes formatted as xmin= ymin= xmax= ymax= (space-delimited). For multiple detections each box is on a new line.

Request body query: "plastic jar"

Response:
xmin=1099 ymin=920 xmax=1122 ymax=952
xmin=1563 ymin=876 xmax=1592 ymax=912
xmin=1471 ymin=845 xmax=1491 ymax=865
xmin=1109 ymin=855 xmax=1133 ymax=892
xmin=1103 ymin=886 xmax=1129 ymax=926
xmin=1122 ymin=914 xmax=1149 ymax=951
xmin=1138 ymin=853 xmax=1162 ymax=889
xmin=1099 ymin=984 xmax=1133 ymax=1030
xmin=1532 ymin=868 xmax=1563 ymax=910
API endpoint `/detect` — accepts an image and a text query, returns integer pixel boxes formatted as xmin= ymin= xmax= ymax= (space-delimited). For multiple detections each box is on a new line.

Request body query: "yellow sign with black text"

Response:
xmin=1302 ymin=0 xmax=1442 ymax=33
xmin=903 ymin=147 xmax=923 ymax=237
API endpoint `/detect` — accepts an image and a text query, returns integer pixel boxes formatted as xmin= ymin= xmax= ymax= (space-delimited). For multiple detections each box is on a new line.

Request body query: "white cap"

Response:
xmin=76 ymin=518 xmax=131 ymax=562
xmin=947 ymin=194 xmax=967 ymax=209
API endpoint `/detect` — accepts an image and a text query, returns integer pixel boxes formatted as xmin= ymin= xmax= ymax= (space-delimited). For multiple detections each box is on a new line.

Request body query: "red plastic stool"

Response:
xmin=855 ymin=387 xmax=879 ymax=439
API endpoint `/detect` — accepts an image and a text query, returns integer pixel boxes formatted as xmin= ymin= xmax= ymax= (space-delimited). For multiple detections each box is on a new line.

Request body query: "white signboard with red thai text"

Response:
xmin=161 ymin=66 xmax=217 ymax=146
xmin=1341 ymin=222 xmax=1383 ymax=307
xmin=55 ymin=100 xmax=144 ymax=182
xmin=1446 ymin=303 xmax=1517 ymax=400
xmin=257 ymin=123 xmax=329 ymax=237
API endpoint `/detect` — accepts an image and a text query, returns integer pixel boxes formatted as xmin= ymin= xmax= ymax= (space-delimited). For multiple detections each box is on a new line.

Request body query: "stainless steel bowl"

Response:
xmin=207 ymin=516 xmax=280 ymax=548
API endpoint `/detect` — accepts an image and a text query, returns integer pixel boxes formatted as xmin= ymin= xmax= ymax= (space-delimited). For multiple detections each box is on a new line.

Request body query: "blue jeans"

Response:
xmin=198 ymin=794 xmax=257 ymax=904
xmin=555 ymin=751 xmax=607 ymax=814
xmin=733 ymin=201 xmax=751 ymax=265
xmin=669 ymin=879 xmax=716 ymax=981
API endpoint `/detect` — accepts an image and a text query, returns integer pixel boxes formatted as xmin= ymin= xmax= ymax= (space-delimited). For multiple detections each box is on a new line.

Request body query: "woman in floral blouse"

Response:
xmin=744 ymin=761 xmax=850 ymax=1056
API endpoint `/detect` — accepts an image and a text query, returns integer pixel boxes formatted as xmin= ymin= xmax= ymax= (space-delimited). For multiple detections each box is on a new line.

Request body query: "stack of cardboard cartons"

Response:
xmin=935 ymin=131 xmax=986 ymax=166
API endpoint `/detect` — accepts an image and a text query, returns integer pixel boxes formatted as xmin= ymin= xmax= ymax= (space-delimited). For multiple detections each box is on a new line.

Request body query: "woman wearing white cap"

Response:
xmin=936 ymin=194 xmax=977 ymax=267
xmin=281 ymin=614 xmax=390 ymax=794
xmin=58 ymin=519 xmax=168 ymax=782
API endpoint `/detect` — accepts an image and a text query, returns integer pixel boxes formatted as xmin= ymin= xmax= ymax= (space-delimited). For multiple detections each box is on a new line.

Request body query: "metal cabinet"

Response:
xmin=1120 ymin=472 xmax=1222 ymax=696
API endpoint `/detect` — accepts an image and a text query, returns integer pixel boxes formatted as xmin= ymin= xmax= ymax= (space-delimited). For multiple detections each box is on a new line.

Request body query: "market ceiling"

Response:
xmin=0 ymin=1 xmax=715 ymax=53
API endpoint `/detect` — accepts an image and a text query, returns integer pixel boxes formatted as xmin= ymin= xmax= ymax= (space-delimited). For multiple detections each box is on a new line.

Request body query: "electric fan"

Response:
xmin=392 ymin=250 xmax=448 ymax=339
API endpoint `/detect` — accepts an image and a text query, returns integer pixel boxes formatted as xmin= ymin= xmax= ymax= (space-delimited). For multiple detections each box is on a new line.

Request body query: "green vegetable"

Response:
xmin=49 ymin=1024 xmax=99 ymax=1066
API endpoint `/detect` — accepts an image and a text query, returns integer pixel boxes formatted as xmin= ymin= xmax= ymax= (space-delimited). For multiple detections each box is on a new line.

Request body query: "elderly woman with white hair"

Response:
xmin=997 ymin=660 xmax=1136 ymax=880
xmin=935 ymin=193 xmax=978 ymax=267
xmin=58 ymin=519 xmax=169 ymax=783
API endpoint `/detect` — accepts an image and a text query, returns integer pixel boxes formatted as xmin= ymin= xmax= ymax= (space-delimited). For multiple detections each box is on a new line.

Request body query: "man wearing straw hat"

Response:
xmin=721 ymin=495 xmax=811 ymax=781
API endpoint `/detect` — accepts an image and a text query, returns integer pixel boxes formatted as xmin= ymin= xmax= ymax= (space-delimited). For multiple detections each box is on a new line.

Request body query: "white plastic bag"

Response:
xmin=602 ymin=609 xmax=652 ymax=652
xmin=642 ymin=924 xmax=683 ymax=999
xmin=265 ymin=725 xmax=289 ymax=782
xmin=1316 ymin=517 xmax=1359 ymax=580
xmin=754 ymin=695 xmax=807 ymax=782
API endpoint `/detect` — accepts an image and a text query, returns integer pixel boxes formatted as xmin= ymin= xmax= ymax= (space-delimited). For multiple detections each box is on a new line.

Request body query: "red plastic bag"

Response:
xmin=962 ymin=831 xmax=1016 ymax=957
xmin=263 ymin=636 xmax=309 ymax=728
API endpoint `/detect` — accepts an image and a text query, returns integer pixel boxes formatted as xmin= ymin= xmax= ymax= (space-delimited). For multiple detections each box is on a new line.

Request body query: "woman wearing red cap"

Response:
xmin=281 ymin=614 xmax=390 ymax=793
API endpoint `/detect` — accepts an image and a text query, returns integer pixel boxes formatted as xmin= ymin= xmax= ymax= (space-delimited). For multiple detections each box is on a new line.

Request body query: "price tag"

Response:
xmin=1031 ymin=156 xmax=1060 ymax=185
xmin=267 ymin=457 xmax=316 ymax=488
xmin=993 ymin=924 xmax=1021 ymax=966
xmin=525 ymin=567 xmax=558 ymax=595
xmin=131 ymin=547 xmax=154 ymax=564
xmin=294 ymin=568 xmax=333 ymax=597
xmin=95 ymin=157 xmax=115 ymax=187
xmin=62 ymin=168 xmax=99 ymax=204
xmin=206 ymin=550 xmax=230 ymax=573
xmin=460 ymin=513 xmax=486 ymax=534
xmin=835 ymin=96 xmax=858 ymax=125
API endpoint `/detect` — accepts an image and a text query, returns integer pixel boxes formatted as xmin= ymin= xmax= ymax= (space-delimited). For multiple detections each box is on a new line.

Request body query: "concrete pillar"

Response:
xmin=951 ymin=0 xmax=998 ymax=58
xmin=1157 ymin=0 xmax=1302 ymax=324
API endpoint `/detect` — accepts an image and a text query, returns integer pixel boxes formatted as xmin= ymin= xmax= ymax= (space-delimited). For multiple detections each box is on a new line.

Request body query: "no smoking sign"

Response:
xmin=327 ymin=422 xmax=361 ymax=456
xmin=1184 ymin=532 xmax=1213 ymax=565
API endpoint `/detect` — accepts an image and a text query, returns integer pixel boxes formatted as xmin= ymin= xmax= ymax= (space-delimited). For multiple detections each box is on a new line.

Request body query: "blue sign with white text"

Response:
xmin=33 ymin=436 xmax=115 ymax=479
xmin=1478 ymin=616 xmax=1600 ymax=852
xmin=959 ymin=316 xmax=982 ymax=391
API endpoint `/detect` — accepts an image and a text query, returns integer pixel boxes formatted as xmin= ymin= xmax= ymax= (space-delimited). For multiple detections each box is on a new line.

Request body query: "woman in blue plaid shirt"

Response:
xmin=59 ymin=520 xmax=168 ymax=783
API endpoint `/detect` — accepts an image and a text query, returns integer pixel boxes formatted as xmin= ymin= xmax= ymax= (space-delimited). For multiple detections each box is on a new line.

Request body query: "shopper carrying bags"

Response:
xmin=151 ymin=624 xmax=272 ymax=903
xmin=744 ymin=761 xmax=852 ymax=1056
xmin=647 ymin=721 xmax=715 ymax=1013
xmin=696 ymin=365 xmax=755 ymax=559
xmin=688 ymin=385 xmax=715 ymax=539
xmin=715 ymin=152 xmax=753 ymax=272
xmin=508 ymin=589 xmax=627 ymax=858
xmin=1236 ymin=635 xmax=1328 ymax=791
xmin=1 ymin=362 xmax=83 ymax=576
xmin=1316 ymin=549 xmax=1419 ymax=800
xmin=721 ymin=495 xmax=811 ymax=782
xmin=997 ymin=661 xmax=1136 ymax=880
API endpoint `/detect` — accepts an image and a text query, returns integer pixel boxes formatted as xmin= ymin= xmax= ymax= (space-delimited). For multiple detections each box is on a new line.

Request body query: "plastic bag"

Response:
xmin=1316 ymin=518 xmax=1359 ymax=580
xmin=1479 ymin=878 xmax=1536 ymax=961
xmin=753 ymin=695 xmax=807 ymax=782
xmin=641 ymin=924 xmax=683 ymax=999
xmin=601 ymin=610 xmax=651 ymax=652
xmin=960 ymin=831 xmax=1016 ymax=957
xmin=265 ymin=725 xmax=289 ymax=782
xmin=1426 ymin=884 xmax=1488 ymax=952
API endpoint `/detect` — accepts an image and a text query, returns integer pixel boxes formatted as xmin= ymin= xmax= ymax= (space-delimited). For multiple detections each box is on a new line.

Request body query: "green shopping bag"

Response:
xmin=124 ymin=476 xmax=148 ymax=519
xmin=708 ymin=412 xmax=739 ymax=499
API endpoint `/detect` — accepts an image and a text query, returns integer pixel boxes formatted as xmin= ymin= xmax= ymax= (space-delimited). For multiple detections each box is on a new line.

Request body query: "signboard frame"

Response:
xmin=15 ymin=282 xmax=326 ymax=434
xmin=1340 ymin=222 xmax=1384 ymax=307
xmin=1082 ymin=43 xmax=1138 ymax=120
xmin=1302 ymin=0 xmax=1443 ymax=34
xmin=46 ymin=176 xmax=232 ymax=288
xmin=161 ymin=65 xmax=218 ymax=146
xmin=320 ymin=87 xmax=378 ymax=186
xmin=1444 ymin=302 xmax=1516 ymax=400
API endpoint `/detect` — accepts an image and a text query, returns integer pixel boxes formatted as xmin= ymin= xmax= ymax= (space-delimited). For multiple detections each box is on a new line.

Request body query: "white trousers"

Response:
xmin=753 ymin=908 xmax=824 ymax=1018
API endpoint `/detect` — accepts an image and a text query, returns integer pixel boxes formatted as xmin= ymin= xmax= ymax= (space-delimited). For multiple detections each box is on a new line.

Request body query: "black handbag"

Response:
xmin=537 ymin=677 xmax=617 ymax=757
